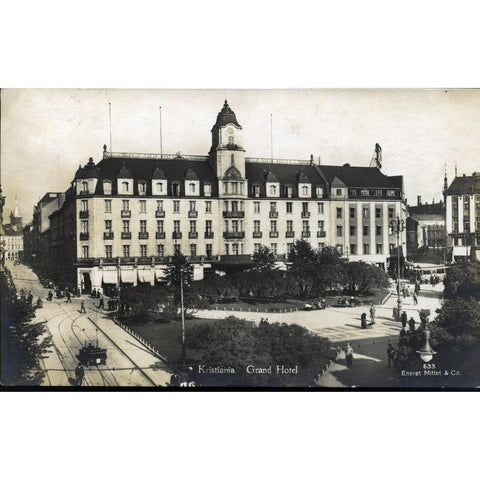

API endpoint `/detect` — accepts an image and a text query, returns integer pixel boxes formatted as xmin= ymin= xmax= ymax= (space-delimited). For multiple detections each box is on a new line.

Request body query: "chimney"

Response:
xmin=417 ymin=196 xmax=421 ymax=206
xmin=309 ymin=154 xmax=313 ymax=166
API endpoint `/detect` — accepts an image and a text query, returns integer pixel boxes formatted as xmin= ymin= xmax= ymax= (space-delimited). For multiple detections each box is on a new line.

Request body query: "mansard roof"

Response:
xmin=185 ymin=167 xmax=199 ymax=180
xmin=446 ymin=173 xmax=480 ymax=195
xmin=246 ymin=163 xmax=325 ymax=187
xmin=318 ymin=165 xmax=403 ymax=189
xmin=75 ymin=158 xmax=101 ymax=179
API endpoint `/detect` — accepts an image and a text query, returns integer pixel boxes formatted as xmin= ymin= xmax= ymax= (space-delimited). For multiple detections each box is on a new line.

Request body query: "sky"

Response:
xmin=2 ymin=88 xmax=480 ymax=223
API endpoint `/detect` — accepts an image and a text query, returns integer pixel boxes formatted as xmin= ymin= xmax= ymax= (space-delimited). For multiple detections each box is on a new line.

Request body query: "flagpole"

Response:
xmin=109 ymin=102 xmax=112 ymax=152
xmin=159 ymin=106 xmax=163 ymax=158
xmin=270 ymin=113 xmax=273 ymax=160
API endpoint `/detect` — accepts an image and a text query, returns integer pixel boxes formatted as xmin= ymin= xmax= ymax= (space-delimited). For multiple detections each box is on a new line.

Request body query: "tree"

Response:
xmin=252 ymin=245 xmax=277 ymax=272
xmin=287 ymin=239 xmax=319 ymax=297
xmin=120 ymin=284 xmax=170 ymax=318
xmin=444 ymin=263 xmax=480 ymax=299
xmin=346 ymin=261 xmax=389 ymax=295
xmin=1 ymin=270 xmax=52 ymax=385
xmin=316 ymin=246 xmax=347 ymax=294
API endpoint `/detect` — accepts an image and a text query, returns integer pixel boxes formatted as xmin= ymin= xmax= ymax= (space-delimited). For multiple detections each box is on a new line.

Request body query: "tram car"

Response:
xmin=78 ymin=341 xmax=107 ymax=366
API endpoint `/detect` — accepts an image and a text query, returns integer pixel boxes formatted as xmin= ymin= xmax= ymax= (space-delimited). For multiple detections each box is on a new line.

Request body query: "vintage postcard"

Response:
xmin=1 ymin=88 xmax=479 ymax=390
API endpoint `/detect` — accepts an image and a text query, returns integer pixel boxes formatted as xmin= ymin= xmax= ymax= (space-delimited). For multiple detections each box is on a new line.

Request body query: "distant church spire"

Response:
xmin=13 ymin=195 xmax=19 ymax=217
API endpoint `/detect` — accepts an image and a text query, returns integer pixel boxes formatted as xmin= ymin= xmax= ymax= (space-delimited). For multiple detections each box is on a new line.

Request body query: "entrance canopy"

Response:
xmin=102 ymin=270 xmax=117 ymax=284
xmin=120 ymin=268 xmax=135 ymax=283
xmin=138 ymin=269 xmax=153 ymax=283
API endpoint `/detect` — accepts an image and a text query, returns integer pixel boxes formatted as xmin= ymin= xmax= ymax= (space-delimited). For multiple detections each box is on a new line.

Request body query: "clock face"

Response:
xmin=227 ymin=128 xmax=234 ymax=134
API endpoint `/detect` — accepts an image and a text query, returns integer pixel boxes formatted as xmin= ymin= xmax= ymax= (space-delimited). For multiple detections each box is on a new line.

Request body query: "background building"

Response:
xmin=2 ymin=198 xmax=24 ymax=262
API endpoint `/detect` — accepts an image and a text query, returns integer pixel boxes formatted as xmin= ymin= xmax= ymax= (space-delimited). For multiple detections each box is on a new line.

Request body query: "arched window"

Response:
xmin=103 ymin=180 xmax=112 ymax=195
xmin=82 ymin=181 xmax=88 ymax=192
xmin=228 ymin=135 xmax=234 ymax=145
xmin=189 ymin=183 xmax=196 ymax=193
xmin=156 ymin=182 xmax=163 ymax=194
xmin=316 ymin=186 xmax=323 ymax=198
xmin=269 ymin=185 xmax=277 ymax=196
xmin=122 ymin=181 xmax=129 ymax=193
xmin=253 ymin=185 xmax=260 ymax=197
xmin=301 ymin=186 xmax=308 ymax=196
xmin=204 ymin=183 xmax=211 ymax=196
xmin=138 ymin=181 xmax=147 ymax=195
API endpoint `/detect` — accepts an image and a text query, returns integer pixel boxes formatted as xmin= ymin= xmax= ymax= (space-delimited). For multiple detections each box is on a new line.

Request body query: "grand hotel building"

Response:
xmin=43 ymin=101 xmax=407 ymax=293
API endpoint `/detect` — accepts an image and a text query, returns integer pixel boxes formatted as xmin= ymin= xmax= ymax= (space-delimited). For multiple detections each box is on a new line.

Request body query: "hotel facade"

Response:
xmin=36 ymin=101 xmax=407 ymax=293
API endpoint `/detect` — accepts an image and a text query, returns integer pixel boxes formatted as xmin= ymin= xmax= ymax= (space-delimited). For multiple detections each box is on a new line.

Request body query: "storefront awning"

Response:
xmin=154 ymin=268 xmax=166 ymax=281
xmin=102 ymin=270 xmax=118 ymax=284
xmin=120 ymin=268 xmax=136 ymax=283
xmin=138 ymin=269 xmax=153 ymax=283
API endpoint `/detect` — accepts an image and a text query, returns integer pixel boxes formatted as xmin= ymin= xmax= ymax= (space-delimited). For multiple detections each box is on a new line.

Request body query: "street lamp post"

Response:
xmin=417 ymin=309 xmax=436 ymax=362
xmin=180 ymin=270 xmax=186 ymax=369
xmin=390 ymin=215 xmax=405 ymax=321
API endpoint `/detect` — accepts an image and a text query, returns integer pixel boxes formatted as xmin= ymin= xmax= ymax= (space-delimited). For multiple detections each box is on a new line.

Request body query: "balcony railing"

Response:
xmin=269 ymin=211 xmax=278 ymax=218
xmin=79 ymin=210 xmax=89 ymax=219
xmin=269 ymin=231 xmax=279 ymax=238
xmin=156 ymin=231 xmax=166 ymax=239
xmin=103 ymin=232 xmax=114 ymax=240
xmin=187 ymin=255 xmax=205 ymax=262
xmin=188 ymin=210 xmax=198 ymax=218
xmin=138 ymin=232 xmax=149 ymax=239
xmin=223 ymin=211 xmax=245 ymax=218
xmin=286 ymin=231 xmax=295 ymax=238
xmin=301 ymin=230 xmax=311 ymax=238
xmin=79 ymin=232 xmax=89 ymax=241
xmin=253 ymin=231 xmax=262 ymax=238
xmin=317 ymin=231 xmax=327 ymax=238
xmin=121 ymin=232 xmax=132 ymax=239
xmin=121 ymin=210 xmax=131 ymax=218
xmin=301 ymin=211 xmax=311 ymax=218
xmin=223 ymin=231 xmax=245 ymax=239
xmin=189 ymin=231 xmax=198 ymax=239
xmin=155 ymin=210 xmax=165 ymax=218
xmin=172 ymin=232 xmax=182 ymax=239
xmin=204 ymin=231 xmax=214 ymax=239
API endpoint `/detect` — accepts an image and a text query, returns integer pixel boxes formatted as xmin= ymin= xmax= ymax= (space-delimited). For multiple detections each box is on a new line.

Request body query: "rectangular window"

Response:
xmin=190 ymin=244 xmax=197 ymax=257
xmin=254 ymin=202 xmax=260 ymax=213
xmin=318 ymin=243 xmax=325 ymax=251
xmin=190 ymin=220 xmax=196 ymax=233
xmin=270 ymin=202 xmax=277 ymax=212
xmin=157 ymin=244 xmax=164 ymax=257
xmin=123 ymin=220 xmax=130 ymax=233
xmin=350 ymin=207 xmax=355 ymax=218
xmin=105 ymin=245 xmax=112 ymax=258
xmin=174 ymin=220 xmax=180 ymax=233
xmin=350 ymin=225 xmax=356 ymax=236
xmin=105 ymin=220 xmax=112 ymax=231
xmin=302 ymin=202 xmax=309 ymax=213
xmin=302 ymin=220 xmax=309 ymax=232
xmin=318 ymin=220 xmax=324 ymax=231
xmin=140 ymin=200 xmax=147 ymax=213
xmin=270 ymin=243 xmax=277 ymax=254
xmin=140 ymin=220 xmax=147 ymax=233
xmin=105 ymin=200 xmax=112 ymax=212
xmin=81 ymin=199 xmax=88 ymax=211
xmin=387 ymin=190 xmax=396 ymax=197
xmin=336 ymin=207 xmax=342 ymax=218
xmin=376 ymin=189 xmax=383 ymax=197
xmin=318 ymin=202 xmax=324 ymax=214
xmin=232 ymin=243 xmax=239 ymax=255
xmin=388 ymin=207 xmax=394 ymax=219
xmin=123 ymin=245 xmax=130 ymax=258
xmin=375 ymin=207 xmax=381 ymax=218
xmin=190 ymin=201 xmax=196 ymax=212
xmin=173 ymin=200 xmax=180 ymax=213
xmin=232 ymin=220 xmax=239 ymax=232
xmin=376 ymin=225 xmax=382 ymax=236
xmin=140 ymin=245 xmax=147 ymax=257
xmin=157 ymin=220 xmax=164 ymax=232
xmin=270 ymin=220 xmax=277 ymax=232
xmin=286 ymin=202 xmax=293 ymax=213
xmin=361 ymin=189 xmax=369 ymax=196
xmin=156 ymin=200 xmax=163 ymax=211
xmin=205 ymin=201 xmax=212 ymax=213
xmin=81 ymin=220 xmax=88 ymax=234
xmin=337 ymin=225 xmax=343 ymax=237
xmin=364 ymin=244 xmax=370 ymax=254
xmin=350 ymin=244 xmax=356 ymax=255
xmin=287 ymin=243 xmax=294 ymax=254
xmin=389 ymin=243 xmax=395 ymax=253
xmin=376 ymin=244 xmax=383 ymax=254
xmin=206 ymin=220 xmax=212 ymax=234
xmin=254 ymin=243 xmax=261 ymax=254
xmin=363 ymin=226 xmax=369 ymax=236
xmin=174 ymin=244 xmax=181 ymax=255
xmin=123 ymin=200 xmax=129 ymax=211
xmin=82 ymin=246 xmax=89 ymax=259
xmin=363 ymin=207 xmax=369 ymax=218
xmin=254 ymin=220 xmax=261 ymax=233
xmin=336 ymin=188 xmax=342 ymax=196
xmin=287 ymin=220 xmax=293 ymax=232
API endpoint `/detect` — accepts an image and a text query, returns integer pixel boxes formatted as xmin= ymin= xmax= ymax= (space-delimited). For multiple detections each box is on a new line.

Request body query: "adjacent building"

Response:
xmin=445 ymin=172 xmax=480 ymax=262
xmin=2 ymin=198 xmax=24 ymax=262
xmin=34 ymin=101 xmax=408 ymax=293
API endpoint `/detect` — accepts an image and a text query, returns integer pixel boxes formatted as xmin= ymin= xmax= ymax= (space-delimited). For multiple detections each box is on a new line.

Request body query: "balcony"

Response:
xmin=79 ymin=232 xmax=89 ymax=241
xmin=138 ymin=232 xmax=149 ymax=239
xmin=172 ymin=232 xmax=182 ymax=239
xmin=317 ymin=231 xmax=327 ymax=238
xmin=223 ymin=231 xmax=245 ymax=239
xmin=301 ymin=230 xmax=311 ymax=238
xmin=204 ymin=231 xmax=214 ymax=239
xmin=269 ymin=211 xmax=279 ymax=218
xmin=301 ymin=211 xmax=311 ymax=218
xmin=156 ymin=231 xmax=166 ymax=239
xmin=79 ymin=210 xmax=89 ymax=219
xmin=121 ymin=210 xmax=131 ymax=218
xmin=155 ymin=210 xmax=165 ymax=218
xmin=103 ymin=232 xmax=114 ymax=240
xmin=187 ymin=255 xmax=204 ymax=262
xmin=188 ymin=210 xmax=198 ymax=218
xmin=253 ymin=231 xmax=262 ymax=238
xmin=223 ymin=211 xmax=245 ymax=218
xmin=269 ymin=231 xmax=279 ymax=238
xmin=121 ymin=232 xmax=132 ymax=240
xmin=189 ymin=231 xmax=199 ymax=239
xmin=286 ymin=231 xmax=295 ymax=238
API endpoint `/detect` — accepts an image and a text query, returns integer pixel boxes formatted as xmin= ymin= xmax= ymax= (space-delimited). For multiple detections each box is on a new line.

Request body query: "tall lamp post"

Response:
xmin=180 ymin=270 xmax=186 ymax=369
xmin=390 ymin=215 xmax=405 ymax=321
xmin=417 ymin=309 xmax=436 ymax=362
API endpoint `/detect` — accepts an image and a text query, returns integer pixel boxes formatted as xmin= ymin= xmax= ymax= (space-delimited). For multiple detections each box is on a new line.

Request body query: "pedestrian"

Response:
xmin=80 ymin=300 xmax=86 ymax=313
xmin=75 ymin=363 xmax=85 ymax=386
xmin=369 ymin=303 xmax=376 ymax=324
xmin=48 ymin=290 xmax=53 ymax=302
xmin=170 ymin=373 xmax=180 ymax=387
xmin=97 ymin=289 xmax=101 ymax=299
xmin=399 ymin=327 xmax=407 ymax=347
xmin=91 ymin=288 xmax=96 ymax=299
xmin=98 ymin=295 xmax=104 ymax=310
xmin=408 ymin=316 xmax=416 ymax=332
xmin=66 ymin=291 xmax=72 ymax=303
xmin=345 ymin=343 xmax=354 ymax=366
xmin=401 ymin=311 xmax=407 ymax=328
xmin=413 ymin=292 xmax=418 ymax=305
xmin=361 ymin=312 xmax=368 ymax=329
xmin=387 ymin=343 xmax=396 ymax=368
xmin=402 ymin=287 xmax=406 ymax=299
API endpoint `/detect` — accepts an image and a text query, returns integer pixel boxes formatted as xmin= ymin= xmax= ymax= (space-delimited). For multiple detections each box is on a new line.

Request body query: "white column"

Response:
xmin=357 ymin=203 xmax=363 ymax=255
xmin=458 ymin=196 xmax=464 ymax=233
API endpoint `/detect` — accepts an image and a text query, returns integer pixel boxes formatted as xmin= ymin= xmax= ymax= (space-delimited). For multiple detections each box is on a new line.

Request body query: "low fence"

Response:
xmin=211 ymin=305 xmax=301 ymax=314
xmin=113 ymin=317 xmax=168 ymax=363
xmin=311 ymin=346 xmax=343 ymax=387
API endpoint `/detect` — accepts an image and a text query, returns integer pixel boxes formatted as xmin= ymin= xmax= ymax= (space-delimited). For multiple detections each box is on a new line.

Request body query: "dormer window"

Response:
xmin=122 ymin=181 xmax=129 ymax=193
xmin=172 ymin=183 xmax=180 ymax=196
xmin=301 ymin=186 xmax=309 ymax=196
xmin=138 ymin=181 xmax=147 ymax=195
xmin=253 ymin=185 xmax=260 ymax=197
xmin=228 ymin=136 xmax=234 ymax=145
xmin=82 ymin=181 xmax=88 ymax=193
xmin=336 ymin=188 xmax=343 ymax=196
xmin=269 ymin=185 xmax=277 ymax=196
xmin=204 ymin=183 xmax=211 ymax=196
xmin=103 ymin=180 xmax=112 ymax=195
xmin=189 ymin=183 xmax=196 ymax=194
xmin=316 ymin=186 xmax=323 ymax=198
xmin=155 ymin=182 xmax=164 ymax=194
xmin=231 ymin=182 xmax=238 ymax=194
xmin=286 ymin=186 xmax=293 ymax=198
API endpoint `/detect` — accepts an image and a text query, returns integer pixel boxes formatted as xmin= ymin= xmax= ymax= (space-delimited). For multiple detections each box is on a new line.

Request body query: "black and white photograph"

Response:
xmin=1 ymin=88 xmax=479 ymax=390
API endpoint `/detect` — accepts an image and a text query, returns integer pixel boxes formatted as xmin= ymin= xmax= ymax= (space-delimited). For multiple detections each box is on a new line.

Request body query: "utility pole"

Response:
xmin=180 ymin=270 xmax=186 ymax=369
